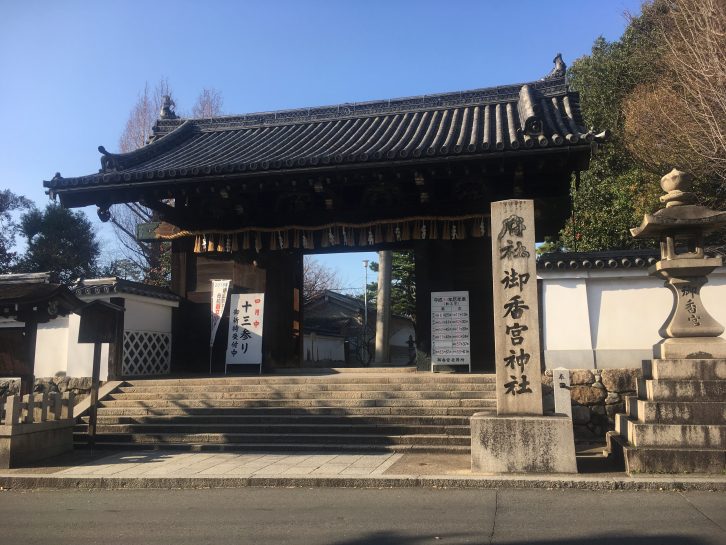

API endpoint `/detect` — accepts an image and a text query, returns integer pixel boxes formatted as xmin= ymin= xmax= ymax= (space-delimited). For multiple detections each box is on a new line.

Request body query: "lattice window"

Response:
xmin=122 ymin=331 xmax=171 ymax=376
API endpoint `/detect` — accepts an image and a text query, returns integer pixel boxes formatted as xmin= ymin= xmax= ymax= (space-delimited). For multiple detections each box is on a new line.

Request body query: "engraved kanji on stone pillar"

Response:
xmin=490 ymin=200 xmax=543 ymax=415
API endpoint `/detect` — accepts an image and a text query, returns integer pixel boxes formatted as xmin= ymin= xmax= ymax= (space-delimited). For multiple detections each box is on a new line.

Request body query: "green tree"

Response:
xmin=15 ymin=204 xmax=100 ymax=284
xmin=366 ymin=251 xmax=417 ymax=324
xmin=557 ymin=2 xmax=670 ymax=251
xmin=0 ymin=190 xmax=33 ymax=273
xmin=557 ymin=0 xmax=726 ymax=252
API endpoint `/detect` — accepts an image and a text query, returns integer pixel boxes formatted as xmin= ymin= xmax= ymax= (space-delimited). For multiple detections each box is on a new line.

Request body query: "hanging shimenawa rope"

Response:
xmin=176 ymin=214 xmax=489 ymax=254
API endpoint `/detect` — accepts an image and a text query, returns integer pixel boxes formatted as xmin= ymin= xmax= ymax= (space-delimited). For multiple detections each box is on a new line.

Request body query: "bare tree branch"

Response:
xmin=303 ymin=257 xmax=342 ymax=304
xmin=191 ymin=88 xmax=224 ymax=118
xmin=624 ymin=0 xmax=726 ymax=188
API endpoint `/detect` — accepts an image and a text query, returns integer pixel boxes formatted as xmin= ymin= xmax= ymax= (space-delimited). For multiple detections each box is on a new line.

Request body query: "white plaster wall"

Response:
xmin=65 ymin=313 xmax=109 ymax=380
xmin=304 ymin=334 xmax=345 ymax=361
xmin=701 ymin=274 xmax=726 ymax=329
xmin=587 ymin=276 xmax=668 ymax=349
xmin=2 ymin=292 xmax=176 ymax=380
xmin=389 ymin=323 xmax=416 ymax=347
xmin=542 ymin=280 xmax=592 ymax=349
xmin=541 ymin=279 xmax=593 ymax=369
xmin=540 ymin=268 xmax=726 ymax=370
xmin=124 ymin=299 xmax=173 ymax=333
xmin=34 ymin=316 xmax=70 ymax=377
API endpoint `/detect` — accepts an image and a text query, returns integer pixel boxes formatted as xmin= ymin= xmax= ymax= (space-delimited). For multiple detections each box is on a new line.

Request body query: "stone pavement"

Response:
xmin=53 ymin=451 xmax=404 ymax=478
xmin=1 ymin=449 xmax=725 ymax=491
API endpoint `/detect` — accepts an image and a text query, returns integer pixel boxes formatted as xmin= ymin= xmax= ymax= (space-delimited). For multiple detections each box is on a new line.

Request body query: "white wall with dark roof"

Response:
xmin=540 ymin=267 xmax=726 ymax=369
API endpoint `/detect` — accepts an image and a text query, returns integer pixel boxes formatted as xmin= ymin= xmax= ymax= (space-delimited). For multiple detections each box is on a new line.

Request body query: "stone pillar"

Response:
xmin=375 ymin=250 xmax=392 ymax=364
xmin=490 ymin=199 xmax=543 ymax=414
xmin=471 ymin=199 xmax=576 ymax=474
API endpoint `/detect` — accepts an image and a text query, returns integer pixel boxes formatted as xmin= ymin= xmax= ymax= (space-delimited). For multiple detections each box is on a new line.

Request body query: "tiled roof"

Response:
xmin=73 ymin=277 xmax=180 ymax=302
xmin=538 ymin=250 xmax=659 ymax=271
xmin=45 ymin=72 xmax=598 ymax=192
xmin=0 ymin=273 xmax=83 ymax=317
xmin=537 ymin=247 xmax=726 ymax=271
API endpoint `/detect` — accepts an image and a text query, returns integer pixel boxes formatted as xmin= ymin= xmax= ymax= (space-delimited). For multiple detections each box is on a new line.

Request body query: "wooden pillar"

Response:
xmin=261 ymin=251 xmax=303 ymax=369
xmin=21 ymin=319 xmax=37 ymax=396
xmin=87 ymin=341 xmax=102 ymax=446
xmin=171 ymin=238 xmax=194 ymax=297
xmin=107 ymin=297 xmax=125 ymax=380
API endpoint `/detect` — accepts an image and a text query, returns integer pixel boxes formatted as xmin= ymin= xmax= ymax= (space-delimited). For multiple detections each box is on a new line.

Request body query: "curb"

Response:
xmin=1 ymin=474 xmax=724 ymax=492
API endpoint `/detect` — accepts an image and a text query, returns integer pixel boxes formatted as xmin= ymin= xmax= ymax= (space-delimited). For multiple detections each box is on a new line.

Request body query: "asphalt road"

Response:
xmin=0 ymin=488 xmax=724 ymax=545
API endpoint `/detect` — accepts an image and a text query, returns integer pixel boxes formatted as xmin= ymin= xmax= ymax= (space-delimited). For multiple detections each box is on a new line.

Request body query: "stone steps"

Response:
xmin=74 ymin=431 xmax=471 ymax=447
xmin=609 ymin=357 xmax=726 ymax=474
xmin=100 ymin=398 xmax=493 ymax=408
xmin=107 ymin=390 xmax=491 ymax=401
xmin=609 ymin=435 xmax=726 ymax=474
xmin=125 ymin=375 xmax=493 ymax=386
xmin=92 ymin=406 xmax=493 ymax=417
xmin=73 ymin=441 xmax=469 ymax=454
xmin=81 ymin=414 xmax=473 ymax=425
xmin=116 ymin=383 xmax=493 ymax=393
xmin=75 ymin=423 xmax=471 ymax=436
xmin=625 ymin=396 xmax=726 ymax=425
xmin=644 ymin=379 xmax=725 ymax=402
xmin=628 ymin=421 xmax=726 ymax=448
xmin=76 ymin=374 xmax=496 ymax=453
xmin=648 ymin=359 xmax=726 ymax=380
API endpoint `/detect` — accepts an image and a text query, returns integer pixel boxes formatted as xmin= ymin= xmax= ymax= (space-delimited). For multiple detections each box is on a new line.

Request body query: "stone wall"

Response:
xmin=0 ymin=377 xmax=94 ymax=405
xmin=0 ymin=379 xmax=20 ymax=397
xmin=542 ymin=368 xmax=641 ymax=442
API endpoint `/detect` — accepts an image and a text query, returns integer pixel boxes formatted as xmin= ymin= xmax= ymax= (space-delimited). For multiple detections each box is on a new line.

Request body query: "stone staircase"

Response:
xmin=74 ymin=370 xmax=497 ymax=453
xmin=609 ymin=358 xmax=726 ymax=473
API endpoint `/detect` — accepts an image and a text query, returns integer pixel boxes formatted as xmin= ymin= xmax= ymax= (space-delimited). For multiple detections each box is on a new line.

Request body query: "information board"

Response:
xmin=430 ymin=290 xmax=471 ymax=372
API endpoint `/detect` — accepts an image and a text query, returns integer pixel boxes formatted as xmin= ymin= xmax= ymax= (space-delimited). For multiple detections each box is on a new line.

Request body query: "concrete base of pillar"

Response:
xmin=654 ymin=337 xmax=726 ymax=359
xmin=470 ymin=413 xmax=577 ymax=474
xmin=0 ymin=420 xmax=75 ymax=469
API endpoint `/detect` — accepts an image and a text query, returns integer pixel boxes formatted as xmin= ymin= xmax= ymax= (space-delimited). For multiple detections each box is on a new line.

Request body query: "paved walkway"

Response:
xmin=54 ymin=451 xmax=404 ymax=478
xmin=2 ymin=449 xmax=726 ymax=491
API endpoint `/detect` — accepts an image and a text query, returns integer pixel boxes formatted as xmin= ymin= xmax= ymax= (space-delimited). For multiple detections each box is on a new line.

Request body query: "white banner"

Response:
xmin=226 ymin=293 xmax=264 ymax=367
xmin=210 ymin=279 xmax=231 ymax=347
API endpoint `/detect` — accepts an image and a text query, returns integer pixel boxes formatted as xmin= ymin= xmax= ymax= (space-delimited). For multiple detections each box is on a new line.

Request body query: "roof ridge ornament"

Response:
xmin=159 ymin=95 xmax=177 ymax=120
xmin=542 ymin=53 xmax=567 ymax=81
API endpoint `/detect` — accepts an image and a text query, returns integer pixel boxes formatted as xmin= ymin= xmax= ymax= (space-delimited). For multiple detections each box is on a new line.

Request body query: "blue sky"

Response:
xmin=1 ymin=0 xmax=642 ymax=291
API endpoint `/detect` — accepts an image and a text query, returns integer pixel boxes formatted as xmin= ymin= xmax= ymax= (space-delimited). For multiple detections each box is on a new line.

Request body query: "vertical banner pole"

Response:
xmin=209 ymin=279 xmax=231 ymax=376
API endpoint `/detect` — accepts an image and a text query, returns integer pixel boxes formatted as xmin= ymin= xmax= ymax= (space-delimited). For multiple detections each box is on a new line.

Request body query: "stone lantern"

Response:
xmin=630 ymin=169 xmax=726 ymax=359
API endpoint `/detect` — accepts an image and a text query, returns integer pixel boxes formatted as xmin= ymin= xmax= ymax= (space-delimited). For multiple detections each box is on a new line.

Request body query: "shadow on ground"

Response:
xmin=328 ymin=532 xmax=712 ymax=545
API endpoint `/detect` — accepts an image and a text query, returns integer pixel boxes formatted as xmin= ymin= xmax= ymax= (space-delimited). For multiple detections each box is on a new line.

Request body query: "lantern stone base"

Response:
xmin=654 ymin=337 xmax=726 ymax=359
xmin=607 ymin=357 xmax=726 ymax=474
xmin=470 ymin=413 xmax=577 ymax=474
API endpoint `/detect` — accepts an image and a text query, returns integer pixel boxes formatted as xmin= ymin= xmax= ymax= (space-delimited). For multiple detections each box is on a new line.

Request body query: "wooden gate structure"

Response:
xmin=44 ymin=58 xmax=603 ymax=373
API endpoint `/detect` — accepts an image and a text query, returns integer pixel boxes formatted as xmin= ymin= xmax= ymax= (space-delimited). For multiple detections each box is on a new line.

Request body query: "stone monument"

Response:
xmin=471 ymin=200 xmax=577 ymax=473
xmin=608 ymin=169 xmax=726 ymax=473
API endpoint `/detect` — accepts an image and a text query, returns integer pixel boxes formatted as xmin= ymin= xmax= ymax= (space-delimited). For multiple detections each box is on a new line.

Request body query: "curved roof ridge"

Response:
xmin=152 ymin=75 xmax=569 ymax=135
xmin=97 ymin=120 xmax=196 ymax=172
